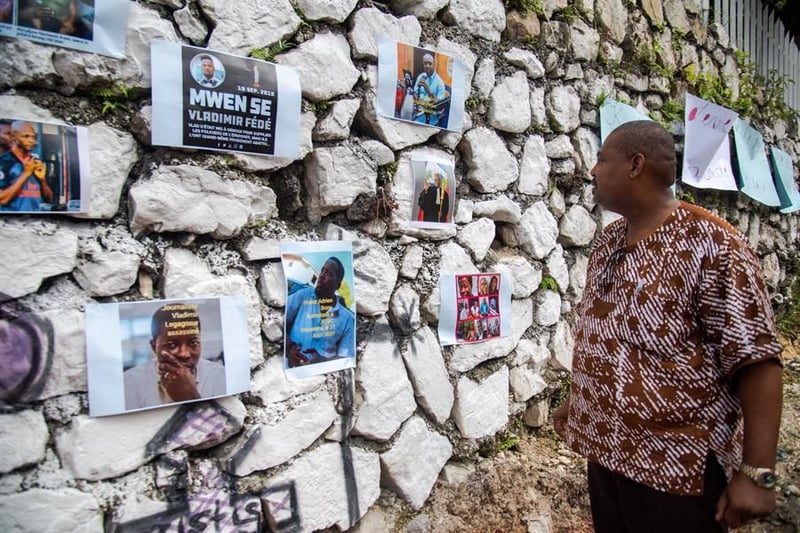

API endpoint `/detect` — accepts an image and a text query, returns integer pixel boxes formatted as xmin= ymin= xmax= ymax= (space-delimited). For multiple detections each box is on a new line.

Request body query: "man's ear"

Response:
xmin=629 ymin=153 xmax=645 ymax=179
xmin=150 ymin=338 xmax=157 ymax=352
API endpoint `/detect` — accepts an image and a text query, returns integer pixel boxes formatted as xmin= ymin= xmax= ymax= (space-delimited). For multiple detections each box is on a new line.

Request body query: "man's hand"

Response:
xmin=553 ymin=400 xmax=569 ymax=439
xmin=288 ymin=344 xmax=322 ymax=367
xmin=715 ymin=471 xmax=777 ymax=528
xmin=22 ymin=157 xmax=44 ymax=180
xmin=31 ymin=159 xmax=46 ymax=181
xmin=158 ymin=353 xmax=200 ymax=402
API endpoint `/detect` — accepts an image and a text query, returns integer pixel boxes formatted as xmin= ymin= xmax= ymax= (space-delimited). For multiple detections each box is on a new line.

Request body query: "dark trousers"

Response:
xmin=588 ymin=455 xmax=728 ymax=533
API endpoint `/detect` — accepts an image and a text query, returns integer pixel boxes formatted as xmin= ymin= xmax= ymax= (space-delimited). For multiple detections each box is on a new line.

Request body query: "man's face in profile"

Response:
xmin=151 ymin=327 xmax=201 ymax=370
xmin=201 ymin=58 xmax=215 ymax=80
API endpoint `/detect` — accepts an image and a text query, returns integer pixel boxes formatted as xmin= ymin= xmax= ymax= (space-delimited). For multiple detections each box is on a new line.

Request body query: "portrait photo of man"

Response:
xmin=282 ymin=250 xmax=356 ymax=373
xmin=123 ymin=302 xmax=226 ymax=411
xmin=411 ymin=159 xmax=455 ymax=226
xmin=0 ymin=120 xmax=54 ymax=212
xmin=391 ymin=44 xmax=452 ymax=128
xmin=378 ymin=40 xmax=466 ymax=133
xmin=191 ymin=53 xmax=225 ymax=88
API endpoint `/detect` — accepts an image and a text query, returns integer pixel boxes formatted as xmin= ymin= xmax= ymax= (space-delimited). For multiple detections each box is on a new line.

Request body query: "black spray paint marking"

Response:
xmin=261 ymin=482 xmax=301 ymax=532
xmin=145 ymin=401 xmax=238 ymax=457
xmin=0 ymin=295 xmax=53 ymax=406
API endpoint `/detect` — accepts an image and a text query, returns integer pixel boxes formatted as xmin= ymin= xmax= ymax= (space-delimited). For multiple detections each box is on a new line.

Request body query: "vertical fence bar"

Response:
xmin=701 ymin=0 xmax=799 ymax=112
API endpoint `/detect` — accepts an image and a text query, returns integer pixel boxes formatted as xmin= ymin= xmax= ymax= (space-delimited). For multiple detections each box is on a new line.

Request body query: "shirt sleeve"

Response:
xmin=338 ymin=313 xmax=355 ymax=358
xmin=698 ymin=231 xmax=783 ymax=377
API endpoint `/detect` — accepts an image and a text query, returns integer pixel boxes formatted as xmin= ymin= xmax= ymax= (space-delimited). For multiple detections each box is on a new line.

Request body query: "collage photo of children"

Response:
xmin=455 ymin=273 xmax=501 ymax=343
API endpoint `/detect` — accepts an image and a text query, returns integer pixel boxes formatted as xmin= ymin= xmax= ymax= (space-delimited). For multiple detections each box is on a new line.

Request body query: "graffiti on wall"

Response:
xmin=0 ymin=295 xmax=53 ymax=406
xmin=146 ymin=401 xmax=241 ymax=458
xmin=113 ymin=463 xmax=263 ymax=533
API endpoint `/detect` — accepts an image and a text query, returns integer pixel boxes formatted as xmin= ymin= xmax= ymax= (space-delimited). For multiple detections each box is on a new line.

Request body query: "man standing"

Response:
xmin=285 ymin=257 xmax=355 ymax=367
xmin=417 ymin=171 xmax=449 ymax=223
xmin=0 ymin=121 xmax=53 ymax=212
xmin=554 ymin=121 xmax=783 ymax=532
xmin=124 ymin=303 xmax=226 ymax=411
xmin=413 ymin=53 xmax=445 ymax=126
xmin=0 ymin=120 xmax=12 ymax=157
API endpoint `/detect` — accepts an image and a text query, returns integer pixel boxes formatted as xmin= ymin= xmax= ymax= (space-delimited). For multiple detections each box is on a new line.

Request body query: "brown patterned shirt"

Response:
xmin=566 ymin=202 xmax=782 ymax=495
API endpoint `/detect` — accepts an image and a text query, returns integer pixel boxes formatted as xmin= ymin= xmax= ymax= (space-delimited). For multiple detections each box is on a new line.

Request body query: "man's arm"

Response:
xmin=716 ymin=359 xmax=782 ymax=527
xmin=0 ymin=161 xmax=34 ymax=205
xmin=553 ymin=391 xmax=571 ymax=439
xmin=34 ymin=159 xmax=53 ymax=202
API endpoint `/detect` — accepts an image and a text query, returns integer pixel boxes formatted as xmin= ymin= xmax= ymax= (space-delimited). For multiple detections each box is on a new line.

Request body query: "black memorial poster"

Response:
xmin=151 ymin=41 xmax=301 ymax=158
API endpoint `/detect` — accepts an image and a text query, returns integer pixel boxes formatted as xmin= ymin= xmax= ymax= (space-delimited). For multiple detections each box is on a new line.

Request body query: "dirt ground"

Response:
xmin=417 ymin=336 xmax=800 ymax=533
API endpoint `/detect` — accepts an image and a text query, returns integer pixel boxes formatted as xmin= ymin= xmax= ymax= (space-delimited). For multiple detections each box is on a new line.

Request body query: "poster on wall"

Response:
xmin=0 ymin=0 xmax=129 ymax=57
xmin=732 ymin=119 xmax=781 ymax=207
xmin=409 ymin=157 xmax=455 ymax=227
xmin=0 ymin=118 xmax=90 ymax=213
xmin=376 ymin=39 xmax=466 ymax=132
xmin=151 ymin=41 xmax=302 ymax=158
xmin=281 ymin=241 xmax=356 ymax=380
xmin=681 ymin=93 xmax=738 ymax=191
xmin=770 ymin=146 xmax=800 ymax=214
xmin=438 ymin=272 xmax=512 ymax=345
xmin=85 ymin=296 xmax=251 ymax=417
xmin=599 ymin=98 xmax=652 ymax=144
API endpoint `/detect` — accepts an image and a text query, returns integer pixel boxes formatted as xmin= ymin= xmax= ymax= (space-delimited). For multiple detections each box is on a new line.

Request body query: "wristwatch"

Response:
xmin=739 ymin=463 xmax=779 ymax=489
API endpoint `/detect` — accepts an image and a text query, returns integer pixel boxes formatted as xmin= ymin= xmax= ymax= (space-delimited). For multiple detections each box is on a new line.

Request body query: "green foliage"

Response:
xmin=777 ymin=275 xmax=800 ymax=340
xmin=496 ymin=432 xmax=521 ymax=452
xmin=378 ymin=161 xmax=398 ymax=186
xmin=560 ymin=5 xmax=579 ymax=23
xmin=250 ymin=40 xmax=294 ymax=62
xmin=684 ymin=51 xmax=796 ymax=122
xmin=672 ymin=28 xmax=687 ymax=46
xmin=505 ymin=0 xmax=544 ymax=15
xmin=660 ymin=98 xmax=684 ymax=124
xmin=311 ymin=101 xmax=333 ymax=115
xmin=89 ymin=83 xmax=140 ymax=114
xmin=595 ymin=90 xmax=610 ymax=107
xmin=540 ymin=274 xmax=559 ymax=292
xmin=465 ymin=95 xmax=484 ymax=110
xmin=631 ymin=39 xmax=673 ymax=78
xmin=676 ymin=189 xmax=696 ymax=204
xmin=684 ymin=64 xmax=734 ymax=105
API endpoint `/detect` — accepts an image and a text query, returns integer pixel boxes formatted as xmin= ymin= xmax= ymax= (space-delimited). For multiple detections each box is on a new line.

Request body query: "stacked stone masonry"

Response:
xmin=0 ymin=0 xmax=798 ymax=531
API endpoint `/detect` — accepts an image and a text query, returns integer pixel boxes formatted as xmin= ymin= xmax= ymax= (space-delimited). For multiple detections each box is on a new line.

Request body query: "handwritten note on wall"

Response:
xmin=681 ymin=94 xmax=738 ymax=191
xmin=732 ymin=119 xmax=781 ymax=206
xmin=770 ymin=146 xmax=800 ymax=214
xmin=599 ymin=98 xmax=652 ymax=144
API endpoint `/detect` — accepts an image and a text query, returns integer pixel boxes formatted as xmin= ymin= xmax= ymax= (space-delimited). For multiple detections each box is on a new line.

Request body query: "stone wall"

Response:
xmin=1 ymin=0 xmax=798 ymax=531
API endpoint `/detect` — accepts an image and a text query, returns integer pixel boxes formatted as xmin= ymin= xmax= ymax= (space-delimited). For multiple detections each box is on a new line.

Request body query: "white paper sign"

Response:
xmin=733 ymin=119 xmax=781 ymax=207
xmin=0 ymin=0 xmax=130 ymax=57
xmin=770 ymin=146 xmax=800 ymax=214
xmin=681 ymin=93 xmax=738 ymax=191
xmin=377 ymin=39 xmax=467 ymax=132
xmin=0 ymin=118 xmax=90 ymax=214
xmin=438 ymin=272 xmax=513 ymax=346
xmin=280 ymin=241 xmax=356 ymax=381
xmin=151 ymin=41 xmax=302 ymax=158
xmin=86 ymin=296 xmax=251 ymax=417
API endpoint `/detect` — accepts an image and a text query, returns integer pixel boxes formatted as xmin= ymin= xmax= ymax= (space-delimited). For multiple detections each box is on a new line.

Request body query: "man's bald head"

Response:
xmin=606 ymin=120 xmax=677 ymax=187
